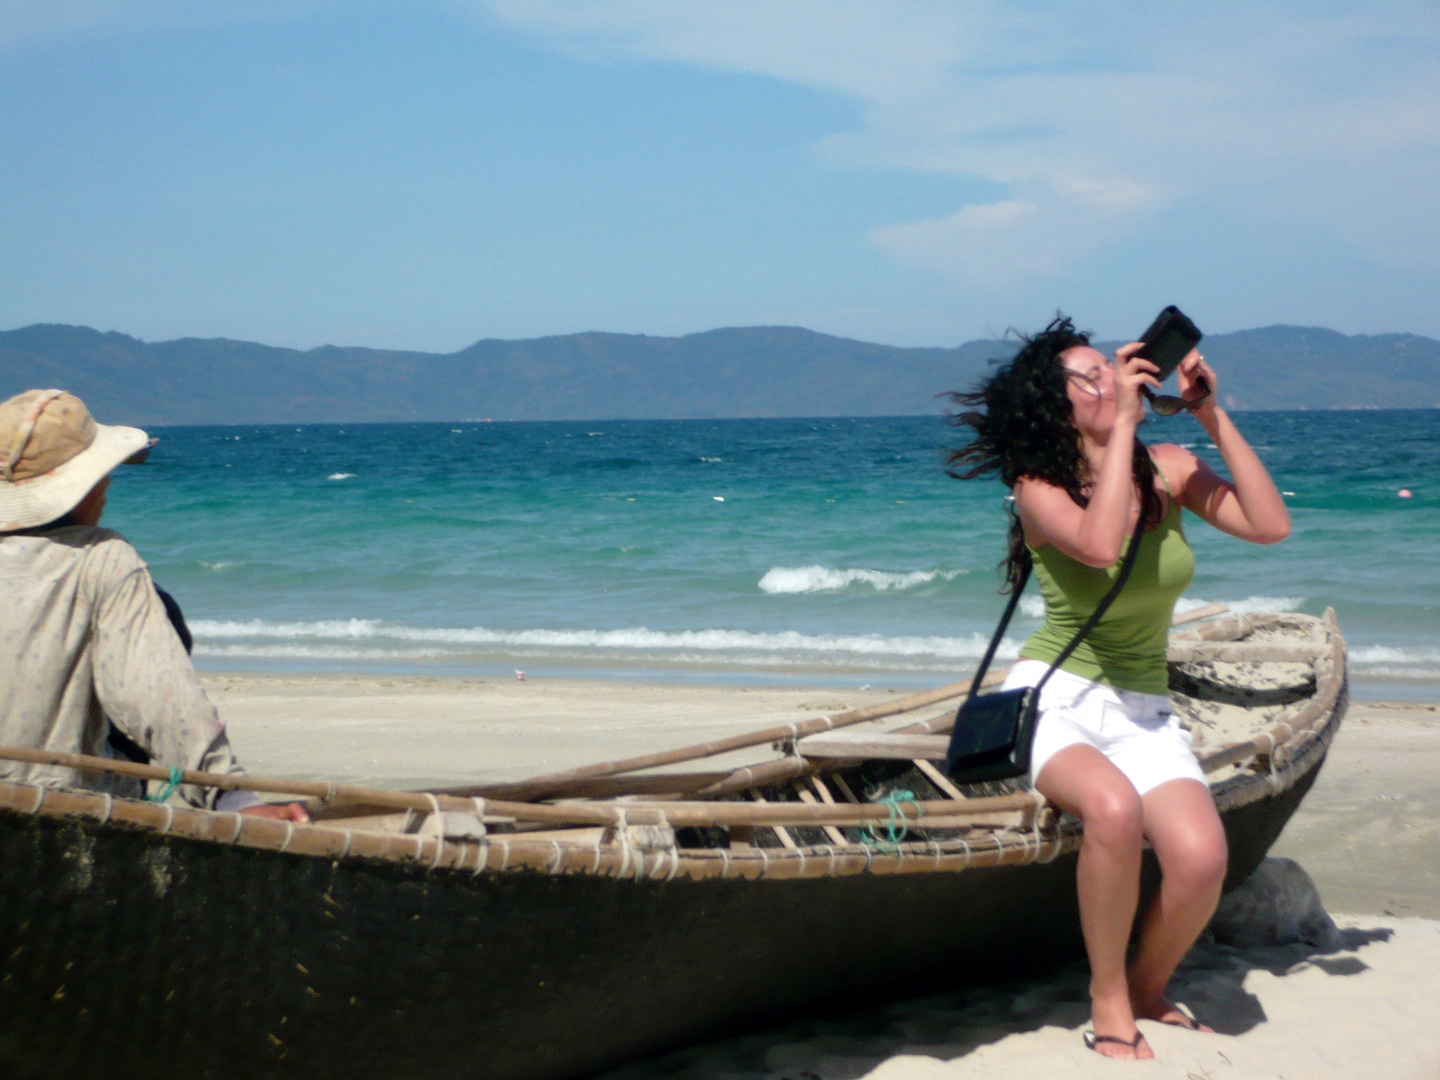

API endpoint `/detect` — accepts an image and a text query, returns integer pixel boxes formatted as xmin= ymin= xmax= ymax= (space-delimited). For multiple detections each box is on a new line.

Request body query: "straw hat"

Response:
xmin=0 ymin=390 xmax=147 ymax=532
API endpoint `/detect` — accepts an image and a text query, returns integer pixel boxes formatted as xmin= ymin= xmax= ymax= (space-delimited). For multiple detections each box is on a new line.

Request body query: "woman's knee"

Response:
xmin=1161 ymin=829 xmax=1229 ymax=891
xmin=1081 ymin=786 xmax=1144 ymax=849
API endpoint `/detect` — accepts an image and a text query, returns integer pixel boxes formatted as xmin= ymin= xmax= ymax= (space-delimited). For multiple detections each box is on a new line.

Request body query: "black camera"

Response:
xmin=1136 ymin=306 xmax=1203 ymax=382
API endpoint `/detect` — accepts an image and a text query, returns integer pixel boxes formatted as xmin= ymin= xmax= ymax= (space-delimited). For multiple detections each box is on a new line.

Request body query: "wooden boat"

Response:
xmin=0 ymin=607 xmax=1346 ymax=1080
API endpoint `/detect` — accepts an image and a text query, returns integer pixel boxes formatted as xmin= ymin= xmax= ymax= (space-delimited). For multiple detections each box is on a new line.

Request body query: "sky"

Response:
xmin=3 ymin=1 xmax=1439 ymax=352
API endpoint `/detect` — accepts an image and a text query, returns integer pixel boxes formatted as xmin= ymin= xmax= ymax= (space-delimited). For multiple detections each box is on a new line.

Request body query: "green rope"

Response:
xmin=860 ymin=788 xmax=921 ymax=851
xmin=145 ymin=765 xmax=185 ymax=804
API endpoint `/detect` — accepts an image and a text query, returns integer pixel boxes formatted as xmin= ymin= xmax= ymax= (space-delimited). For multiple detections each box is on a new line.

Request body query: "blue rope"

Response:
xmin=145 ymin=765 xmax=185 ymax=804
xmin=861 ymin=788 xmax=921 ymax=851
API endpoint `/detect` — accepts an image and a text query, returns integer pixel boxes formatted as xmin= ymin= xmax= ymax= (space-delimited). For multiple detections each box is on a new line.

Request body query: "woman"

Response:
xmin=948 ymin=317 xmax=1289 ymax=1060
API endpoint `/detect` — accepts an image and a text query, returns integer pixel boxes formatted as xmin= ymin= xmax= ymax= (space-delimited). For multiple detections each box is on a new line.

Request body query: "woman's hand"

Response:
xmin=1157 ymin=347 xmax=1291 ymax=545
xmin=1113 ymin=342 xmax=1160 ymax=427
xmin=1177 ymin=349 xmax=1218 ymax=419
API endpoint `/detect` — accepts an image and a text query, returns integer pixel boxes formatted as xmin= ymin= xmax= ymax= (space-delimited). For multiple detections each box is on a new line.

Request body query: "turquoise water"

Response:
xmin=103 ymin=412 xmax=1440 ymax=695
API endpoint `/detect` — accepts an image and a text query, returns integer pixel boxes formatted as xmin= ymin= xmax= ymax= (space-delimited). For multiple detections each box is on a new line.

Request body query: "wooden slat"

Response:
xmin=1169 ymin=602 xmax=1230 ymax=626
xmin=754 ymin=792 xmax=797 ymax=850
xmin=796 ymin=732 xmax=948 ymax=761
xmin=830 ymin=774 xmax=861 ymax=803
xmin=1166 ymin=641 xmax=1324 ymax=664
xmin=913 ymin=758 xmax=966 ymax=801
xmin=794 ymin=782 xmax=849 ymax=846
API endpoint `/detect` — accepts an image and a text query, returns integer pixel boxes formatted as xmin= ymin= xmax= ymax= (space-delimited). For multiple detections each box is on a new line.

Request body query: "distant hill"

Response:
xmin=2 ymin=322 xmax=1437 ymax=425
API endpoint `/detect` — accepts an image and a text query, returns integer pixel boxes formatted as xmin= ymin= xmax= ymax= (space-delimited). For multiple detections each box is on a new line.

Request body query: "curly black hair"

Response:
xmin=946 ymin=314 xmax=1159 ymax=591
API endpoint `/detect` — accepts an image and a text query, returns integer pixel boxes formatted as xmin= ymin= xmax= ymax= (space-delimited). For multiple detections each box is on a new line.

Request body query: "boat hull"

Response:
xmin=0 ymin=759 xmax=1321 ymax=1080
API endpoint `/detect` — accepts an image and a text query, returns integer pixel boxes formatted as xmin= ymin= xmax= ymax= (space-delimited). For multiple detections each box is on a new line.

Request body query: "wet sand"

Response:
xmin=202 ymin=674 xmax=1440 ymax=1078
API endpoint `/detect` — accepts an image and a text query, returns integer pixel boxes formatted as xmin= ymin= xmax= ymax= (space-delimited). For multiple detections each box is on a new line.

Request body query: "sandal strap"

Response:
xmin=1085 ymin=1030 xmax=1145 ymax=1049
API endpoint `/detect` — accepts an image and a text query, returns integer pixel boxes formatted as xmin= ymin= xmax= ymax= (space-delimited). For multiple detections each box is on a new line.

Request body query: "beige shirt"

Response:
xmin=0 ymin=525 xmax=246 ymax=809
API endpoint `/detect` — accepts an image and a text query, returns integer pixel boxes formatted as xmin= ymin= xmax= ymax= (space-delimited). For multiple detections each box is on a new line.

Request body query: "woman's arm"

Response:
xmin=1016 ymin=345 xmax=1156 ymax=567
xmin=1165 ymin=353 xmax=1290 ymax=544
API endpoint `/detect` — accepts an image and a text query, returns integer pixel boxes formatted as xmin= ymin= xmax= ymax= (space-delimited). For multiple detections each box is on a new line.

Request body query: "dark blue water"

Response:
xmin=102 ymin=412 xmax=1440 ymax=693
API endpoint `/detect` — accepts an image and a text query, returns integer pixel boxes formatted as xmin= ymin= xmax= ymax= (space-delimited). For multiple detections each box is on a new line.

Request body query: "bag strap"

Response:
xmin=966 ymin=521 xmax=1146 ymax=699
xmin=965 ymin=563 xmax=1031 ymax=698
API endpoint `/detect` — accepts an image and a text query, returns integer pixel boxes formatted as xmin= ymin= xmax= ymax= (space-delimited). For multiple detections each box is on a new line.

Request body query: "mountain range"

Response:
xmin=2 ymin=322 xmax=1437 ymax=425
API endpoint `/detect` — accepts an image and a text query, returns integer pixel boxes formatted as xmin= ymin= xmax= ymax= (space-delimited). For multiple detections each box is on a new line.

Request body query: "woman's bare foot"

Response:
xmin=1084 ymin=1029 xmax=1153 ymax=1060
xmin=1090 ymin=996 xmax=1155 ymax=1059
xmin=1134 ymin=998 xmax=1214 ymax=1033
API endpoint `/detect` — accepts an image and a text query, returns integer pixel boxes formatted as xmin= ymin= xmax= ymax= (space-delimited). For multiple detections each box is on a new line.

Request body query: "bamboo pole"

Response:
xmin=1169 ymin=602 xmax=1230 ymax=626
xmin=433 ymin=770 xmax=736 ymax=802
xmin=433 ymin=606 xmax=1237 ymax=802
xmin=435 ymin=678 xmax=975 ymax=801
xmin=0 ymin=744 xmax=1037 ymax=828
xmin=691 ymin=755 xmax=813 ymax=798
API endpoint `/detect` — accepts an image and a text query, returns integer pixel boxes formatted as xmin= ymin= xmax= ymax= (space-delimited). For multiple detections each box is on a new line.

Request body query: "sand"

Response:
xmin=201 ymin=673 xmax=1440 ymax=1078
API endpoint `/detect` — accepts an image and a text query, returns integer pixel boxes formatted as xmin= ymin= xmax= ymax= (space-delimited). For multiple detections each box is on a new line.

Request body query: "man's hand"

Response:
xmin=240 ymin=801 xmax=311 ymax=824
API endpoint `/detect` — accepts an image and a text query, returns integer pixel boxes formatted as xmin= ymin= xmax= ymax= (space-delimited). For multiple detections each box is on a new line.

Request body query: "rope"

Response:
xmin=145 ymin=765 xmax=184 ymax=805
xmin=860 ymin=788 xmax=920 ymax=852
xmin=424 ymin=793 xmax=445 ymax=870
xmin=548 ymin=840 xmax=563 ymax=875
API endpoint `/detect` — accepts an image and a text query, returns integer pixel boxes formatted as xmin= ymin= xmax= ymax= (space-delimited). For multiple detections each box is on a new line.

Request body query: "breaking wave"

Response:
xmin=190 ymin=617 xmax=1016 ymax=671
xmin=758 ymin=565 xmax=965 ymax=594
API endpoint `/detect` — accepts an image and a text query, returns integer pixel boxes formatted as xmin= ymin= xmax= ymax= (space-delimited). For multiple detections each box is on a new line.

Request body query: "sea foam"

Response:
xmin=190 ymin=618 xmax=1015 ymax=668
xmin=758 ymin=565 xmax=964 ymax=594
xmin=1003 ymin=594 xmax=1305 ymax=623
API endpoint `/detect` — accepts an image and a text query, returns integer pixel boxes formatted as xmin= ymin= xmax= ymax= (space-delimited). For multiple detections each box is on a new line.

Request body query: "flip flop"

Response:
xmin=1158 ymin=1007 xmax=1207 ymax=1032
xmin=1083 ymin=1030 xmax=1148 ymax=1056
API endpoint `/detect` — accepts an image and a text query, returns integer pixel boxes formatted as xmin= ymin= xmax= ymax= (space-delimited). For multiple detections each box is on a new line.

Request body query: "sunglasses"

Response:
xmin=1143 ymin=375 xmax=1212 ymax=417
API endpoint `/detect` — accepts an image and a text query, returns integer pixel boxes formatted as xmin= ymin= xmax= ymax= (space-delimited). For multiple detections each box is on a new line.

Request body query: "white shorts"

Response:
xmin=1003 ymin=660 xmax=1207 ymax=796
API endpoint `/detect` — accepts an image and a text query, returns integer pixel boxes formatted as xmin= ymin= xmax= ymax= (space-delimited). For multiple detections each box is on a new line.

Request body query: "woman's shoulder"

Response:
xmin=1147 ymin=442 xmax=1200 ymax=488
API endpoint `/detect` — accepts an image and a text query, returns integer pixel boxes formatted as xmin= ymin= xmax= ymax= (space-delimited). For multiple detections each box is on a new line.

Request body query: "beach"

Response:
xmin=205 ymin=673 xmax=1440 ymax=1078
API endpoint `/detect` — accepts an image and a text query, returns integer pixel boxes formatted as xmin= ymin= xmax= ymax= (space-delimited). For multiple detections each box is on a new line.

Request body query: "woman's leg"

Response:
xmin=1129 ymin=778 xmax=1229 ymax=1027
xmin=1035 ymin=744 xmax=1153 ymax=1059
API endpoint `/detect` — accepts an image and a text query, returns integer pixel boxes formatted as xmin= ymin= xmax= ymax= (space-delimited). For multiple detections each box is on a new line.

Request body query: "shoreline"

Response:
xmin=193 ymin=657 xmax=1440 ymax=701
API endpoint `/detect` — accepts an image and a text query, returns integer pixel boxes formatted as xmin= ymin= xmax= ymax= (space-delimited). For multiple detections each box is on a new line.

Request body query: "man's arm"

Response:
xmin=89 ymin=538 xmax=304 ymax=819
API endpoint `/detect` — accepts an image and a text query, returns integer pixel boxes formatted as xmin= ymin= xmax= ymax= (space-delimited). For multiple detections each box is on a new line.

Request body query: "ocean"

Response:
xmin=104 ymin=411 xmax=1440 ymax=699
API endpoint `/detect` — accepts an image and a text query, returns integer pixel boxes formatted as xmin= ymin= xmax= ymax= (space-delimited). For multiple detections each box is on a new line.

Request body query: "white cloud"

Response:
xmin=472 ymin=1 xmax=1440 ymax=281
xmin=870 ymin=194 xmax=1126 ymax=286
xmin=11 ymin=1 xmax=1439 ymax=285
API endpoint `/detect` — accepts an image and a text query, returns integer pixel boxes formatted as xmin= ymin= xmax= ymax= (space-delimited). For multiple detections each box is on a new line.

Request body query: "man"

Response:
xmin=0 ymin=388 xmax=306 ymax=821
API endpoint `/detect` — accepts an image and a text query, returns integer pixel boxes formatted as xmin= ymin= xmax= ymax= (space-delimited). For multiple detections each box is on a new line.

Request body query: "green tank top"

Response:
xmin=1019 ymin=492 xmax=1194 ymax=696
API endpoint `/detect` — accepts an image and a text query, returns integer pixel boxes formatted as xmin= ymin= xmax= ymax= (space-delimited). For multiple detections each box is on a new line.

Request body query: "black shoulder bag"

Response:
xmin=945 ymin=524 xmax=1145 ymax=784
